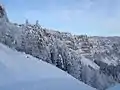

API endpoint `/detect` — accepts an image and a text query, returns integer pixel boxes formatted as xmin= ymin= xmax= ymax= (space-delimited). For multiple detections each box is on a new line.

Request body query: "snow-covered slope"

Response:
xmin=0 ymin=43 xmax=96 ymax=90
xmin=107 ymin=84 xmax=120 ymax=90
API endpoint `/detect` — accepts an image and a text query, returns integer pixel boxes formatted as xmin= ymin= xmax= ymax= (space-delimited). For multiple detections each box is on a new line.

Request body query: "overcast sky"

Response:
xmin=1 ymin=0 xmax=120 ymax=36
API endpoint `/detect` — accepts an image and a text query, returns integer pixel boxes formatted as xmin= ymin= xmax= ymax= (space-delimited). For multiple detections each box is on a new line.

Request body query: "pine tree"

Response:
xmin=25 ymin=19 xmax=29 ymax=25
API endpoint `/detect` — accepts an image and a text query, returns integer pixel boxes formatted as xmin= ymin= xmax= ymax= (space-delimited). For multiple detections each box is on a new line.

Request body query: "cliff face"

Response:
xmin=0 ymin=4 xmax=120 ymax=90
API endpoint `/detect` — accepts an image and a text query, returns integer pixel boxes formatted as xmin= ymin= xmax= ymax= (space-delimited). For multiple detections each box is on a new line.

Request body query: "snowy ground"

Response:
xmin=0 ymin=43 xmax=96 ymax=90
xmin=107 ymin=84 xmax=120 ymax=90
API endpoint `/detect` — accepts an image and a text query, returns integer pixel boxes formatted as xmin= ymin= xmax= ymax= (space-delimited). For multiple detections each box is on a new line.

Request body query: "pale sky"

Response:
xmin=1 ymin=0 xmax=120 ymax=36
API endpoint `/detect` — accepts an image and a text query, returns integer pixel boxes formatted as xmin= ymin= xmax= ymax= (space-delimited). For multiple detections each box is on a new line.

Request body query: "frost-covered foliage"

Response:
xmin=0 ymin=4 xmax=120 ymax=90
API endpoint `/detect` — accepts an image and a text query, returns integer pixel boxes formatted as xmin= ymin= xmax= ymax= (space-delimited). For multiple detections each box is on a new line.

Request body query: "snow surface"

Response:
xmin=0 ymin=43 xmax=95 ymax=90
xmin=81 ymin=56 xmax=99 ymax=69
xmin=107 ymin=84 xmax=120 ymax=90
